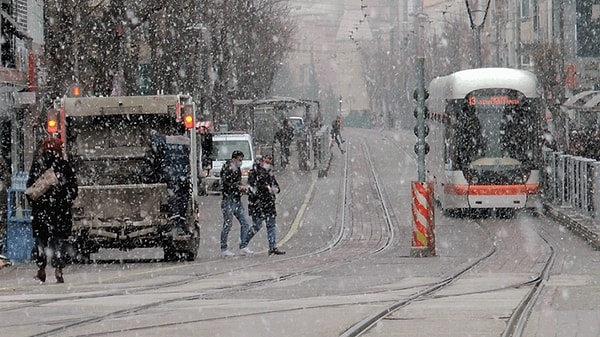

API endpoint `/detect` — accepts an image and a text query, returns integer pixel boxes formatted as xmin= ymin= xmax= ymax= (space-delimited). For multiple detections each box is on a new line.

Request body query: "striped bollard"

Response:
xmin=410 ymin=181 xmax=436 ymax=257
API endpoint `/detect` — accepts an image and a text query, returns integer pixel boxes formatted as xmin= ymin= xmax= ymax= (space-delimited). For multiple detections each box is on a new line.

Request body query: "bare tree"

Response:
xmin=42 ymin=0 xmax=294 ymax=125
xmin=532 ymin=42 xmax=566 ymax=150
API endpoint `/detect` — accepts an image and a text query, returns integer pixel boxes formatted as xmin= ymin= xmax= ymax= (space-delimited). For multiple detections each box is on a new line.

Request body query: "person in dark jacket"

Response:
xmin=275 ymin=119 xmax=294 ymax=167
xmin=149 ymin=128 xmax=191 ymax=235
xmin=241 ymin=154 xmax=285 ymax=255
xmin=199 ymin=124 xmax=214 ymax=171
xmin=26 ymin=137 xmax=78 ymax=283
xmin=220 ymin=150 xmax=251 ymax=256
xmin=330 ymin=114 xmax=345 ymax=154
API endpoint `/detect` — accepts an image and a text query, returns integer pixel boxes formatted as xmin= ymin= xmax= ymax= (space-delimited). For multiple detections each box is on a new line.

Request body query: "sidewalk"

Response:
xmin=544 ymin=204 xmax=600 ymax=249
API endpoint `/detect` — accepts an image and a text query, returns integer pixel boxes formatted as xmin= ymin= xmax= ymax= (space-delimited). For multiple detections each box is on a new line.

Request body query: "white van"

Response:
xmin=288 ymin=116 xmax=305 ymax=134
xmin=202 ymin=132 xmax=255 ymax=193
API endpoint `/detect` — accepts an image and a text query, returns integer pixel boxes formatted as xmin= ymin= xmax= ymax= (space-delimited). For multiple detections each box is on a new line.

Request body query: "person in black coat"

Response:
xmin=275 ymin=119 xmax=294 ymax=167
xmin=199 ymin=124 xmax=214 ymax=171
xmin=330 ymin=115 xmax=345 ymax=154
xmin=26 ymin=137 xmax=78 ymax=283
xmin=149 ymin=128 xmax=191 ymax=235
xmin=241 ymin=154 xmax=285 ymax=255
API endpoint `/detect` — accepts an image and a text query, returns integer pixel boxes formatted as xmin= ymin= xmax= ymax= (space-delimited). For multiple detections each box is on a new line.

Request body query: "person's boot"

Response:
xmin=55 ymin=268 xmax=64 ymax=283
xmin=35 ymin=268 xmax=46 ymax=283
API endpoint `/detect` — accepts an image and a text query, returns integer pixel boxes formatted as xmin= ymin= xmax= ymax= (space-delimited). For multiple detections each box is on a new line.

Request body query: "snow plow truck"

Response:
xmin=47 ymin=94 xmax=201 ymax=262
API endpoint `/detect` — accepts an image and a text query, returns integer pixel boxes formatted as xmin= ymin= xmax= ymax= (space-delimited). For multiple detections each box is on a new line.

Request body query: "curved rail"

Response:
xmin=340 ymin=129 xmax=556 ymax=337
xmin=23 ymin=136 xmax=398 ymax=337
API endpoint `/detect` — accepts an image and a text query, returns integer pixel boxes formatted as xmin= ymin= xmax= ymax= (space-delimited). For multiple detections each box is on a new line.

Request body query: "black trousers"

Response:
xmin=32 ymin=231 xmax=68 ymax=269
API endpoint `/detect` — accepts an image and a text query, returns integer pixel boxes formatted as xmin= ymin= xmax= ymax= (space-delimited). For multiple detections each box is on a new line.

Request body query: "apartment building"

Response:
xmin=1 ymin=0 xmax=43 ymax=175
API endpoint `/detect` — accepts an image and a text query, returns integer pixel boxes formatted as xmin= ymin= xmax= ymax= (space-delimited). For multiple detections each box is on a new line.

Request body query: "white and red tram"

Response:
xmin=426 ymin=68 xmax=544 ymax=214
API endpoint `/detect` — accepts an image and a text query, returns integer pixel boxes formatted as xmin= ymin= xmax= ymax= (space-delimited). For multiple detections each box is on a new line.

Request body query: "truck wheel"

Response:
xmin=163 ymin=245 xmax=178 ymax=262
xmin=183 ymin=250 xmax=196 ymax=262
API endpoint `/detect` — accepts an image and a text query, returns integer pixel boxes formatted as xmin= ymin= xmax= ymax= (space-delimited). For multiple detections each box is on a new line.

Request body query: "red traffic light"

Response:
xmin=47 ymin=109 xmax=58 ymax=134
xmin=183 ymin=104 xmax=194 ymax=130
xmin=70 ymin=85 xmax=81 ymax=97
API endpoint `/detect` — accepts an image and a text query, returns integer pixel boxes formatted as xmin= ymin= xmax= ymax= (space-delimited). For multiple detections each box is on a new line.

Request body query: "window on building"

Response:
xmin=520 ymin=0 xmax=530 ymax=19
xmin=298 ymin=65 xmax=305 ymax=84
xmin=1 ymin=1 xmax=16 ymax=68
xmin=577 ymin=0 xmax=600 ymax=57
xmin=520 ymin=44 xmax=533 ymax=67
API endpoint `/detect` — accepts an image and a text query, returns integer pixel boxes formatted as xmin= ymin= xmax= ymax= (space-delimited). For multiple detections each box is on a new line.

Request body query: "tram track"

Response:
xmin=340 ymin=218 xmax=555 ymax=337
xmin=12 ymin=136 xmax=400 ymax=337
xmin=338 ymin=129 xmax=557 ymax=337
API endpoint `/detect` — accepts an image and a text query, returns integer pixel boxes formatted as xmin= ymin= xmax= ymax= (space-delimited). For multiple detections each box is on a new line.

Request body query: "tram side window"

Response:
xmin=444 ymin=102 xmax=458 ymax=169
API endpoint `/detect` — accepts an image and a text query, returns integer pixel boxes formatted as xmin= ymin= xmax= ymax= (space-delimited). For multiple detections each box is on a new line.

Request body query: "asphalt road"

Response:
xmin=1 ymin=128 xmax=600 ymax=337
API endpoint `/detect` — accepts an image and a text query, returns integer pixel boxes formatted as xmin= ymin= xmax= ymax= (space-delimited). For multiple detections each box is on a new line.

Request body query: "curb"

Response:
xmin=544 ymin=204 xmax=600 ymax=249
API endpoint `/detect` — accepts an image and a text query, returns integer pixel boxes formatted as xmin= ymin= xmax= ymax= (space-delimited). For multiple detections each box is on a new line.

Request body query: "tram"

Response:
xmin=426 ymin=68 xmax=544 ymax=214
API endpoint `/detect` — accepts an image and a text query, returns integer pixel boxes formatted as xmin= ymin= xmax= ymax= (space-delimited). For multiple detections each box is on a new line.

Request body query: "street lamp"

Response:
xmin=465 ymin=0 xmax=492 ymax=68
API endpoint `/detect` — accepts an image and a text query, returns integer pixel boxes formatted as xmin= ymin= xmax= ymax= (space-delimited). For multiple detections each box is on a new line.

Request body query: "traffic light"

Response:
xmin=47 ymin=109 xmax=58 ymax=134
xmin=413 ymin=87 xmax=430 ymax=155
xmin=182 ymin=104 xmax=194 ymax=130
xmin=69 ymin=84 xmax=82 ymax=97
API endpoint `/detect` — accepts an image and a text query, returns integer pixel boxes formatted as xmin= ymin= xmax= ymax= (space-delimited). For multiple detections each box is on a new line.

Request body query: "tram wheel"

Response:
xmin=496 ymin=208 xmax=516 ymax=219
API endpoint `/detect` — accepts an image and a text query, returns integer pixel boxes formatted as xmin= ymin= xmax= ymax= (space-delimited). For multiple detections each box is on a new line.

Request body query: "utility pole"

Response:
xmin=465 ymin=0 xmax=492 ymax=68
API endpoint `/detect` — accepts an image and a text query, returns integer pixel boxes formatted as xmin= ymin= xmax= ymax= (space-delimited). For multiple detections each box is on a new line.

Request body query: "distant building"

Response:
xmin=1 ymin=0 xmax=44 ymax=174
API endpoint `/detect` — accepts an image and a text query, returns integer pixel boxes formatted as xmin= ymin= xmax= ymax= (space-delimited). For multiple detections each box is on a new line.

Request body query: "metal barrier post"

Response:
xmin=558 ymin=154 xmax=569 ymax=206
xmin=573 ymin=157 xmax=581 ymax=210
xmin=593 ymin=162 xmax=600 ymax=219
xmin=551 ymin=152 xmax=563 ymax=202
xmin=541 ymin=149 xmax=554 ymax=203
xmin=583 ymin=158 xmax=595 ymax=215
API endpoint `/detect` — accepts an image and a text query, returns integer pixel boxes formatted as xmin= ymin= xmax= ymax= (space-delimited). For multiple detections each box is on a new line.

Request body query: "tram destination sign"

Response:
xmin=468 ymin=95 xmax=520 ymax=106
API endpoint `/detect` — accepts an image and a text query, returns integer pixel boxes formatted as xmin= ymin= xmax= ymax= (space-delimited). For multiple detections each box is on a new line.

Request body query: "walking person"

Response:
xmin=241 ymin=154 xmax=286 ymax=255
xmin=149 ymin=125 xmax=191 ymax=236
xmin=26 ymin=137 xmax=78 ymax=283
xmin=198 ymin=123 xmax=214 ymax=172
xmin=275 ymin=119 xmax=294 ymax=167
xmin=330 ymin=115 xmax=345 ymax=154
xmin=220 ymin=150 xmax=252 ymax=256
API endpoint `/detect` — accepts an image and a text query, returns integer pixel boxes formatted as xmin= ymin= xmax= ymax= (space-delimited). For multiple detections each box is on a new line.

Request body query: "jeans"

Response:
xmin=242 ymin=215 xmax=277 ymax=250
xmin=220 ymin=199 xmax=250 ymax=251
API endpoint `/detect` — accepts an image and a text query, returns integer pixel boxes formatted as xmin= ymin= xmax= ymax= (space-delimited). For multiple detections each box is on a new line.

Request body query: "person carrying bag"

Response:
xmin=26 ymin=137 xmax=78 ymax=284
xmin=25 ymin=167 xmax=59 ymax=201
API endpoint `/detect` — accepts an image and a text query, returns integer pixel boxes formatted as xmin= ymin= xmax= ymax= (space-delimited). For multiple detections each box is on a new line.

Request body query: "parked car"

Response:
xmin=201 ymin=132 xmax=255 ymax=193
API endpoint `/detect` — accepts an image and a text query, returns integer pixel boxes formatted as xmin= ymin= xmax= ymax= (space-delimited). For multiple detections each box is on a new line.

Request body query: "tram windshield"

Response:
xmin=450 ymin=89 xmax=540 ymax=183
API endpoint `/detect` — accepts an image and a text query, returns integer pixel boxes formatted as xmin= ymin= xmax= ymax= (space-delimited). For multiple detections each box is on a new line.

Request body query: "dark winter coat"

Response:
xmin=220 ymin=160 xmax=243 ymax=201
xmin=200 ymin=133 xmax=214 ymax=169
xmin=248 ymin=164 xmax=279 ymax=217
xmin=275 ymin=124 xmax=294 ymax=147
xmin=331 ymin=119 xmax=342 ymax=137
xmin=26 ymin=152 xmax=78 ymax=238
xmin=149 ymin=133 xmax=191 ymax=184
